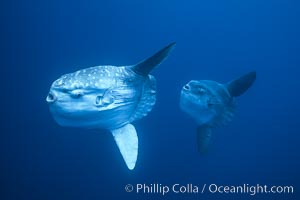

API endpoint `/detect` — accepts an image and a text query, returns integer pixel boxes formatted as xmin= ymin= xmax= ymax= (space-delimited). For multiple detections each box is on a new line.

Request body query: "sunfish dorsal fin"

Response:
xmin=226 ymin=71 xmax=256 ymax=97
xmin=111 ymin=124 xmax=138 ymax=170
xmin=132 ymin=42 xmax=176 ymax=76
xmin=197 ymin=125 xmax=212 ymax=153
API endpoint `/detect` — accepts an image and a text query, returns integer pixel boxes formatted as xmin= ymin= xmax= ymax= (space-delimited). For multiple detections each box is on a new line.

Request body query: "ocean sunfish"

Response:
xmin=180 ymin=71 xmax=256 ymax=153
xmin=46 ymin=42 xmax=176 ymax=170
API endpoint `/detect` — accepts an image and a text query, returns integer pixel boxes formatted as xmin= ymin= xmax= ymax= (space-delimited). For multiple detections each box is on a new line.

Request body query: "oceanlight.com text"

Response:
xmin=124 ymin=183 xmax=294 ymax=196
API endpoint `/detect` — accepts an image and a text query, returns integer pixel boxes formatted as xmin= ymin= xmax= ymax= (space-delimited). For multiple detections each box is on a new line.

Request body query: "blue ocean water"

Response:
xmin=1 ymin=0 xmax=299 ymax=199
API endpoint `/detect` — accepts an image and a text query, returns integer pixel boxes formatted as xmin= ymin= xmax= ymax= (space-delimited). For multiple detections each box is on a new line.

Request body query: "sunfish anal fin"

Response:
xmin=111 ymin=124 xmax=138 ymax=170
xmin=197 ymin=125 xmax=212 ymax=153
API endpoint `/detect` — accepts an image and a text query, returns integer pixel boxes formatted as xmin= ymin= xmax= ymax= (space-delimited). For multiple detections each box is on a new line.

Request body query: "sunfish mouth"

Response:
xmin=46 ymin=91 xmax=57 ymax=103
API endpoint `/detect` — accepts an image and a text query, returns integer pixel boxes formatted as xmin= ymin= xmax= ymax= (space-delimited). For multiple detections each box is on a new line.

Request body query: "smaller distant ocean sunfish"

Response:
xmin=180 ymin=71 xmax=256 ymax=153
xmin=46 ymin=43 xmax=176 ymax=170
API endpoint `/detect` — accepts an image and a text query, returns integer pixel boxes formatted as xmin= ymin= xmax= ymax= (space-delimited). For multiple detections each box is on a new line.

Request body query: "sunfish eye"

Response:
xmin=197 ymin=87 xmax=206 ymax=95
xmin=70 ymin=90 xmax=84 ymax=98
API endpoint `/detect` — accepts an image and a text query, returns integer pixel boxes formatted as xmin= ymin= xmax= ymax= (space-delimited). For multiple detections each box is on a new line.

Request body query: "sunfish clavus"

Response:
xmin=180 ymin=71 xmax=256 ymax=153
xmin=46 ymin=43 xmax=176 ymax=170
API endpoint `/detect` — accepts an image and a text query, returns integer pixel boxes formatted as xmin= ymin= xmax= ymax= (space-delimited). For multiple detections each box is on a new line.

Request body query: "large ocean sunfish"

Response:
xmin=180 ymin=71 xmax=256 ymax=153
xmin=46 ymin=43 xmax=176 ymax=170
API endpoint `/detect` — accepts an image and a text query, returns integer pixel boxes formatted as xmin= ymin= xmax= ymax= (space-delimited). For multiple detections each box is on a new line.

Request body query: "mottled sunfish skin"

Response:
xmin=180 ymin=71 xmax=256 ymax=153
xmin=46 ymin=42 xmax=176 ymax=170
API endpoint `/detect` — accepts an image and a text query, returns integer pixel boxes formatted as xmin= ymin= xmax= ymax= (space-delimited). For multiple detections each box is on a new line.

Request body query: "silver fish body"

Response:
xmin=180 ymin=72 xmax=256 ymax=153
xmin=46 ymin=43 xmax=176 ymax=170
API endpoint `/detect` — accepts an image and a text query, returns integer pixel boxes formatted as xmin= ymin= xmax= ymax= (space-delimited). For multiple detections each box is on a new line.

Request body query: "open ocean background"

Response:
xmin=1 ymin=0 xmax=299 ymax=199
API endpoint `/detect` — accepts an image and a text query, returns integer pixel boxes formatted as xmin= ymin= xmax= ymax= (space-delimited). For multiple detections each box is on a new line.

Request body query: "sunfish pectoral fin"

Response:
xmin=226 ymin=71 xmax=256 ymax=97
xmin=132 ymin=42 xmax=176 ymax=76
xmin=197 ymin=126 xmax=212 ymax=153
xmin=111 ymin=124 xmax=138 ymax=170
